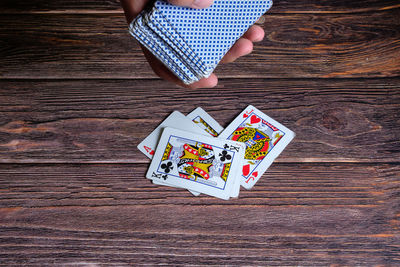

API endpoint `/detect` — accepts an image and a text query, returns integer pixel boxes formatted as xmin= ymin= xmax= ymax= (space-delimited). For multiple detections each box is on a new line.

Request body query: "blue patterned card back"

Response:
xmin=155 ymin=0 xmax=272 ymax=69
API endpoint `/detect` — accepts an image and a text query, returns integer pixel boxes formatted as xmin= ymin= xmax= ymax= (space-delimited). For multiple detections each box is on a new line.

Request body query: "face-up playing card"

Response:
xmin=152 ymin=179 xmax=201 ymax=196
xmin=219 ymin=105 xmax=295 ymax=189
xmin=159 ymin=107 xmax=224 ymax=197
xmin=137 ymin=111 xmax=204 ymax=159
xmin=146 ymin=127 xmax=245 ymax=200
xmin=138 ymin=110 xmax=225 ymax=197
xmin=137 ymin=111 xmax=203 ymax=196
xmin=186 ymin=107 xmax=224 ymax=137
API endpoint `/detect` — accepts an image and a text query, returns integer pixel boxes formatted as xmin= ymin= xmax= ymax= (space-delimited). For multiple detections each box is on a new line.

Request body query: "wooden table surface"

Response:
xmin=1 ymin=0 xmax=399 ymax=265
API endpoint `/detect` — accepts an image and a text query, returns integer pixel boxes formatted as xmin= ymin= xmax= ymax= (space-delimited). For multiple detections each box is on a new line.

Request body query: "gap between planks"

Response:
xmin=2 ymin=5 xmax=400 ymax=15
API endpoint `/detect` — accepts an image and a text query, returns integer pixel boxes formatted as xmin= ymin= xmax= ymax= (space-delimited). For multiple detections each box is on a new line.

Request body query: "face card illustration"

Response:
xmin=137 ymin=109 xmax=225 ymax=196
xmin=186 ymin=107 xmax=224 ymax=137
xmin=147 ymin=127 xmax=245 ymax=200
xmin=138 ymin=111 xmax=207 ymax=196
xmin=219 ymin=105 xmax=295 ymax=189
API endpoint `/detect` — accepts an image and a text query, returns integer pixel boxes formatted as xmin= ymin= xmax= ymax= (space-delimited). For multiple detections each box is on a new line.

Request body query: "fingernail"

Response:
xmin=192 ymin=0 xmax=213 ymax=9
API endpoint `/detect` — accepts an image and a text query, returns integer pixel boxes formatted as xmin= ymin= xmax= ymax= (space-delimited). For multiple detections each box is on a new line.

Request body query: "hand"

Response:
xmin=121 ymin=0 xmax=265 ymax=88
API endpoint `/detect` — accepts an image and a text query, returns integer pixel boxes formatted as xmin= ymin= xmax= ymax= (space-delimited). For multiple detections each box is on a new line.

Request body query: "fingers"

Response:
xmin=220 ymin=38 xmax=253 ymax=64
xmin=243 ymin=25 xmax=265 ymax=42
xmin=120 ymin=0 xmax=214 ymax=23
xmin=141 ymin=46 xmax=218 ymax=88
xmin=142 ymin=25 xmax=265 ymax=87
xmin=220 ymin=25 xmax=264 ymax=64
xmin=138 ymin=20 xmax=264 ymax=88
xmin=141 ymin=46 xmax=186 ymax=86
xmin=187 ymin=74 xmax=218 ymax=89
xmin=168 ymin=0 xmax=213 ymax=9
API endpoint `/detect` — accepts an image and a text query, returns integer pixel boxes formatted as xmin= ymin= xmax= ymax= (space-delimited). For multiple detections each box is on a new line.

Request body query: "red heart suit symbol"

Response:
xmin=250 ymin=115 xmax=261 ymax=124
xmin=252 ymin=171 xmax=258 ymax=178
xmin=242 ymin=164 xmax=250 ymax=176
xmin=243 ymin=113 xmax=249 ymax=118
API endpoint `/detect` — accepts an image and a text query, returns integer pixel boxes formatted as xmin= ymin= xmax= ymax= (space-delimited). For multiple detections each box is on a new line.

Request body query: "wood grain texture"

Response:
xmin=0 ymin=79 xmax=399 ymax=163
xmin=1 ymin=0 xmax=399 ymax=265
xmin=0 ymin=163 xmax=398 ymax=265
xmin=0 ymin=11 xmax=399 ymax=79
xmin=0 ymin=0 xmax=399 ymax=14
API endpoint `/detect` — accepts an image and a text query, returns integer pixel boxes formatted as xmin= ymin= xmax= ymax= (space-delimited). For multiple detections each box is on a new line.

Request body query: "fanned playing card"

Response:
xmin=138 ymin=106 xmax=295 ymax=199
xmin=219 ymin=105 xmax=295 ymax=189
xmin=186 ymin=107 xmax=223 ymax=137
xmin=137 ymin=111 xmax=203 ymax=158
xmin=138 ymin=109 xmax=225 ymax=196
xmin=146 ymin=127 xmax=245 ymax=200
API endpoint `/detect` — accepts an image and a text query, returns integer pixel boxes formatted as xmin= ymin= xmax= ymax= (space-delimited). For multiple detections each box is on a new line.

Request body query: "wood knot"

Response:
xmin=321 ymin=110 xmax=343 ymax=131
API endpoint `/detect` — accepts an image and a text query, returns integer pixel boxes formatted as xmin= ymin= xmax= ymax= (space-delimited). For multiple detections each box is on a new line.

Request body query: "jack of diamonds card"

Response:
xmin=219 ymin=105 xmax=295 ymax=189
xmin=186 ymin=107 xmax=224 ymax=137
xmin=147 ymin=127 xmax=245 ymax=200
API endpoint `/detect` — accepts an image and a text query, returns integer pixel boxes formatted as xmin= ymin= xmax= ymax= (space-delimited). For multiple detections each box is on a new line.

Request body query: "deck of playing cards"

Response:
xmin=129 ymin=0 xmax=273 ymax=84
xmin=138 ymin=106 xmax=295 ymax=200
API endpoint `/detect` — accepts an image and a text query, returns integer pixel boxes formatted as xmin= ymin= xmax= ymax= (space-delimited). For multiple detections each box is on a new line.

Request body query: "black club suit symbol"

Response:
xmin=161 ymin=161 xmax=173 ymax=173
xmin=219 ymin=151 xmax=232 ymax=162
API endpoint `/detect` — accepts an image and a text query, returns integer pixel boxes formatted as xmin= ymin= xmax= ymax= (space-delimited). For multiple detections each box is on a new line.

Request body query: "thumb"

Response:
xmin=168 ymin=0 xmax=213 ymax=9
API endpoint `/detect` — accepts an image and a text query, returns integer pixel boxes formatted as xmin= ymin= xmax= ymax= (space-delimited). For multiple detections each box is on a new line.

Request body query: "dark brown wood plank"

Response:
xmin=0 ymin=0 xmax=399 ymax=14
xmin=272 ymin=0 xmax=400 ymax=14
xmin=0 ymin=79 xmax=399 ymax=163
xmin=0 ymin=163 xmax=398 ymax=265
xmin=0 ymin=11 xmax=399 ymax=79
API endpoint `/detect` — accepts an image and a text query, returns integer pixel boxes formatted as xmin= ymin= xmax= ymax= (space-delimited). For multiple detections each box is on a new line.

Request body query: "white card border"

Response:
xmin=219 ymin=105 xmax=295 ymax=189
xmin=146 ymin=127 xmax=245 ymax=200
xmin=186 ymin=107 xmax=224 ymax=137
